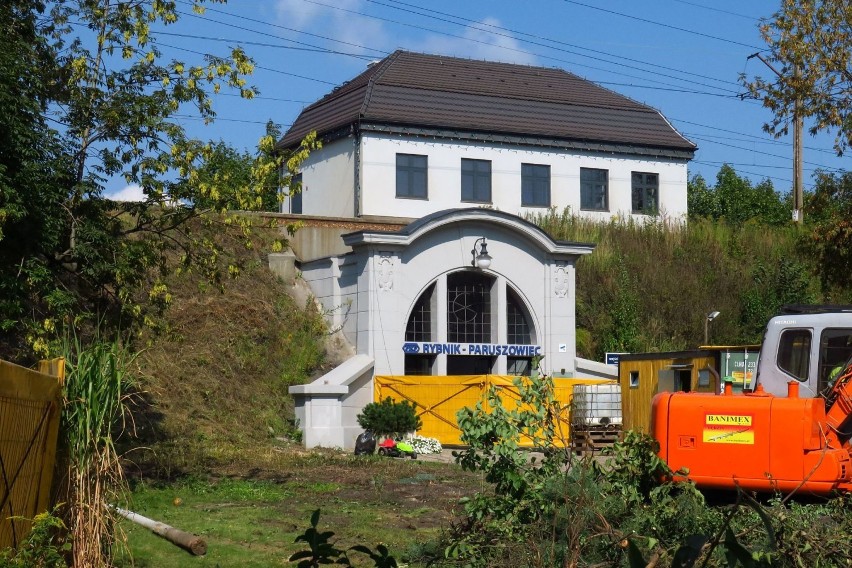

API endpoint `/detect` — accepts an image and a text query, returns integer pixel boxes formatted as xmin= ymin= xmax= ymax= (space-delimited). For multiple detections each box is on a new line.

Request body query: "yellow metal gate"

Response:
xmin=374 ymin=375 xmax=613 ymax=446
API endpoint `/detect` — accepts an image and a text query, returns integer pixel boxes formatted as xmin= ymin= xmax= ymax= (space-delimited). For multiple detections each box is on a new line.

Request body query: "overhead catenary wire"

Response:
xmin=303 ymin=0 xmax=741 ymax=96
xmin=668 ymin=0 xmax=758 ymax=21
xmin=560 ymin=0 xmax=765 ymax=50
xmin=365 ymin=0 xmax=740 ymax=88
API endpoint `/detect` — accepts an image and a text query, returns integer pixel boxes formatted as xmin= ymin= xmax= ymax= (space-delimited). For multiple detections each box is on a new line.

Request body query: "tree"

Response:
xmin=686 ymin=173 xmax=719 ymax=219
xmin=742 ymin=0 xmax=852 ymax=155
xmin=0 ymin=0 xmax=71 ymax=355
xmin=0 ymin=1 xmax=316 ymax=358
xmin=687 ymin=164 xmax=788 ymax=225
xmin=803 ymin=170 xmax=852 ymax=291
xmin=187 ymin=122 xmax=285 ymax=212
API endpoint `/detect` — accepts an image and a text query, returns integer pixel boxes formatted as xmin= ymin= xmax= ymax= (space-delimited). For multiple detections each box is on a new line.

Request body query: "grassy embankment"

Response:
xmin=119 ymin=224 xmax=481 ymax=566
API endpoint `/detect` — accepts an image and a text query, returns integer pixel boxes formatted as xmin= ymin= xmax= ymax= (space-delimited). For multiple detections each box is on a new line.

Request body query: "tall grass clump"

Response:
xmin=59 ymin=331 xmax=136 ymax=567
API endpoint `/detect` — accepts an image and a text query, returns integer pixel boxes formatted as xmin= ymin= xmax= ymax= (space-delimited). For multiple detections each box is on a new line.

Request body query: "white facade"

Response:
xmin=289 ymin=209 xmax=618 ymax=449
xmin=284 ymin=132 xmax=689 ymax=222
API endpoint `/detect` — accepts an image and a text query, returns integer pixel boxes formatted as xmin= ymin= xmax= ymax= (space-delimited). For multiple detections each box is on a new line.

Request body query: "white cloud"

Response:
xmin=275 ymin=0 xmax=326 ymax=30
xmin=107 ymin=184 xmax=145 ymax=202
xmin=272 ymin=2 xmax=534 ymax=66
xmin=414 ymin=18 xmax=538 ymax=66
xmin=275 ymin=0 xmax=388 ymax=56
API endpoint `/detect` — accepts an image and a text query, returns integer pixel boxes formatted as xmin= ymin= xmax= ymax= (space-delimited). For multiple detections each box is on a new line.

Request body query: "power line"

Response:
xmin=158 ymin=41 xmax=338 ymax=85
xmin=594 ymin=81 xmax=740 ymax=99
xmin=560 ymin=0 xmax=764 ymax=50
xmin=667 ymin=0 xmax=758 ymax=21
xmin=176 ymin=1 xmax=388 ymax=60
xmin=303 ymin=0 xmax=740 ymax=97
xmin=173 ymin=0 xmax=756 ymax=100
xmin=156 ymin=30 xmax=379 ymax=60
xmin=672 ymin=117 xmax=839 ymax=155
xmin=366 ymin=0 xmax=739 ymax=88
xmin=174 ymin=114 xmax=293 ymax=127
xmin=689 ymin=135 xmax=843 ymax=171
xmin=214 ymin=92 xmax=311 ymax=105
xmin=692 ymin=160 xmax=792 ymax=184
xmin=694 ymin=159 xmax=829 ymax=173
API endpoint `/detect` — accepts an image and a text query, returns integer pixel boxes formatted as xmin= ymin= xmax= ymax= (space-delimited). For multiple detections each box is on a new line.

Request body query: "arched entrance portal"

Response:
xmin=404 ymin=269 xmax=538 ymax=376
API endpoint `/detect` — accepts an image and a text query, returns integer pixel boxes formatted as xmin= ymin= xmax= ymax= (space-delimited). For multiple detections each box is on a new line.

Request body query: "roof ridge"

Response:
xmin=360 ymin=50 xmax=402 ymax=118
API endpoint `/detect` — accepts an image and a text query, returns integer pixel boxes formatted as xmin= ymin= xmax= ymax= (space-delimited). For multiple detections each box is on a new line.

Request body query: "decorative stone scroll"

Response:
xmin=377 ymin=254 xmax=394 ymax=291
xmin=553 ymin=262 xmax=569 ymax=298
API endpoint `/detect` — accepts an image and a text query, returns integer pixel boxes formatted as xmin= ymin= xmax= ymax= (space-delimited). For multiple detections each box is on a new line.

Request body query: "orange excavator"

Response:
xmin=652 ymin=306 xmax=852 ymax=495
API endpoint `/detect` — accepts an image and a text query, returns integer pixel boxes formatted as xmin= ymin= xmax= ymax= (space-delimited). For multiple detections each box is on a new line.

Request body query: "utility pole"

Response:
xmin=747 ymin=53 xmax=804 ymax=224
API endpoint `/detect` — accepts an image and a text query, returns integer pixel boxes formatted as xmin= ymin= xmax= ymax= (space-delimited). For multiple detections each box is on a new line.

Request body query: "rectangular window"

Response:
xmin=521 ymin=163 xmax=550 ymax=207
xmin=629 ymin=371 xmax=640 ymax=388
xmin=507 ymin=357 xmax=533 ymax=377
xmin=632 ymin=172 xmax=659 ymax=214
xmin=818 ymin=328 xmax=852 ymax=392
xmin=777 ymin=329 xmax=812 ymax=382
xmin=580 ymin=168 xmax=608 ymax=211
xmin=396 ymin=153 xmax=428 ymax=199
xmin=289 ymin=173 xmax=303 ymax=214
xmin=404 ymin=355 xmax=435 ymax=376
xmin=461 ymin=159 xmax=492 ymax=203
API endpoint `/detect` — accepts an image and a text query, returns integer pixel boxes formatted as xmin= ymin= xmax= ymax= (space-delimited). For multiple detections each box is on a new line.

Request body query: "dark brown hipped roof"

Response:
xmin=278 ymin=50 xmax=696 ymax=156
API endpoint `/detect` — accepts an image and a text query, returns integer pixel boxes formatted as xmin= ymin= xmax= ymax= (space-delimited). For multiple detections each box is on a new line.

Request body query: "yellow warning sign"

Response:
xmin=703 ymin=414 xmax=754 ymax=444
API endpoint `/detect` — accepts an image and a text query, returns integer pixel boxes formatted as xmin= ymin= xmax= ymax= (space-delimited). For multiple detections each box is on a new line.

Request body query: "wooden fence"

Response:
xmin=0 ymin=358 xmax=64 ymax=550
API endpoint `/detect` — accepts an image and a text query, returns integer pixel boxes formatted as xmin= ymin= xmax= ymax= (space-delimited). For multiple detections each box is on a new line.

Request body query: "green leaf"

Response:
xmin=626 ymin=539 xmax=647 ymax=568
xmin=724 ymin=527 xmax=756 ymax=568
xmin=672 ymin=534 xmax=707 ymax=568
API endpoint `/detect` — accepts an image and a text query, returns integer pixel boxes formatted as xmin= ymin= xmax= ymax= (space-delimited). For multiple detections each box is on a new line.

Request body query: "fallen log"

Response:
xmin=111 ymin=505 xmax=207 ymax=556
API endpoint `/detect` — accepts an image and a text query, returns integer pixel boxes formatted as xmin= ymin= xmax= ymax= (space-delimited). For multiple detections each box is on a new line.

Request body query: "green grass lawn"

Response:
xmin=117 ymin=452 xmax=481 ymax=567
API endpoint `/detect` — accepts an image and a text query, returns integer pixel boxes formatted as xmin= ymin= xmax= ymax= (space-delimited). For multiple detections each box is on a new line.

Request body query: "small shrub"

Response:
xmin=356 ymin=397 xmax=422 ymax=439
xmin=0 ymin=507 xmax=69 ymax=568
xmin=289 ymin=509 xmax=398 ymax=567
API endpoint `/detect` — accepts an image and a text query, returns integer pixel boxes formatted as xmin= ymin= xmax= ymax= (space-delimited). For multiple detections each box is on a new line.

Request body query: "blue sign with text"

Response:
xmin=605 ymin=352 xmax=626 ymax=366
xmin=402 ymin=342 xmax=542 ymax=357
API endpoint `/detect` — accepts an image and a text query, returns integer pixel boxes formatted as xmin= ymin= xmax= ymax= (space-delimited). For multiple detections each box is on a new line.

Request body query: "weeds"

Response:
xmin=0 ymin=507 xmax=69 ymax=568
xmin=289 ymin=509 xmax=398 ymax=567
xmin=531 ymin=208 xmax=816 ymax=357
xmin=441 ymin=371 xmax=852 ymax=567
xmin=59 ymin=331 xmax=136 ymax=567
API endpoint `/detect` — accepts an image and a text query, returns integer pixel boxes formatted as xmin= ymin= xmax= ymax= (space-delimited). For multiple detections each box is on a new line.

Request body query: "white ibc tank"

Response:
xmin=572 ymin=383 xmax=622 ymax=426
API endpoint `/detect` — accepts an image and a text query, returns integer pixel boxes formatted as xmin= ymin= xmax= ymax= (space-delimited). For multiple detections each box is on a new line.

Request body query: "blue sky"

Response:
xmin=107 ymin=0 xmax=849 ymax=203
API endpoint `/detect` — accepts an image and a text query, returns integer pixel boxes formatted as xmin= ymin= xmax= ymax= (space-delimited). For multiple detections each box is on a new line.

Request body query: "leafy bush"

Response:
xmin=440 ymin=365 xmax=852 ymax=568
xmin=356 ymin=397 xmax=422 ymax=439
xmin=0 ymin=507 xmax=69 ymax=568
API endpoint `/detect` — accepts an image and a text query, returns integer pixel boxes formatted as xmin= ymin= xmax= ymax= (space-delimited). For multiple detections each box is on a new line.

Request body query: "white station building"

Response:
xmin=278 ymin=51 xmax=696 ymax=448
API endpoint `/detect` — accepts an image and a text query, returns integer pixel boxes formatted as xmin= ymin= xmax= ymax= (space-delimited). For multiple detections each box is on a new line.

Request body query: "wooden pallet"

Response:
xmin=570 ymin=425 xmax=622 ymax=456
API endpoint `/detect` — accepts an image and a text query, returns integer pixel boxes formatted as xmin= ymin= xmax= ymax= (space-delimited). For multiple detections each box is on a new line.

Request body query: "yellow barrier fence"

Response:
xmin=374 ymin=375 xmax=614 ymax=446
xmin=0 ymin=358 xmax=64 ymax=550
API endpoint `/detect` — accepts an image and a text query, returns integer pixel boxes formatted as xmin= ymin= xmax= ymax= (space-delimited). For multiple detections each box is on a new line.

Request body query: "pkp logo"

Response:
xmin=402 ymin=342 xmax=420 ymax=354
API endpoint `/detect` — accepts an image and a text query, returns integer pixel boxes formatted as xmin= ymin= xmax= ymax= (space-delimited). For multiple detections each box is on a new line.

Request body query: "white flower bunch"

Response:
xmin=407 ymin=435 xmax=443 ymax=455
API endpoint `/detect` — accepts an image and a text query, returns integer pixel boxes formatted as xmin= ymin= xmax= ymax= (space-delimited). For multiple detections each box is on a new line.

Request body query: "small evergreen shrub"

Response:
xmin=356 ymin=397 xmax=422 ymax=439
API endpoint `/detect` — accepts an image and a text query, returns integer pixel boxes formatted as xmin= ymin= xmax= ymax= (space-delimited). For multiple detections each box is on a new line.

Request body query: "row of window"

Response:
xmin=397 ymin=154 xmax=661 ymax=213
